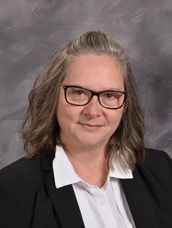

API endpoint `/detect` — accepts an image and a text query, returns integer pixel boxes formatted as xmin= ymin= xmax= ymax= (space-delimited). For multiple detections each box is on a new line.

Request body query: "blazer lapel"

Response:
xmin=120 ymin=166 xmax=158 ymax=228
xmin=41 ymin=150 xmax=85 ymax=228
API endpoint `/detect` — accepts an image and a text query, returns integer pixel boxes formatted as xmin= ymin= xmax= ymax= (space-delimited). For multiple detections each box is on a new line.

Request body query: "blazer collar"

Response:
xmin=40 ymin=149 xmax=85 ymax=228
xmin=40 ymin=149 xmax=158 ymax=228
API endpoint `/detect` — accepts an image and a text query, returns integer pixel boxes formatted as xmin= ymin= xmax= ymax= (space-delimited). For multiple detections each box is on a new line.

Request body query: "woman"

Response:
xmin=0 ymin=31 xmax=172 ymax=228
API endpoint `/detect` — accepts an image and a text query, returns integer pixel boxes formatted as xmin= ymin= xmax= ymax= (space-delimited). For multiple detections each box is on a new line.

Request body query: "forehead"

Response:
xmin=64 ymin=54 xmax=124 ymax=90
xmin=64 ymin=54 xmax=123 ymax=87
xmin=67 ymin=53 xmax=121 ymax=71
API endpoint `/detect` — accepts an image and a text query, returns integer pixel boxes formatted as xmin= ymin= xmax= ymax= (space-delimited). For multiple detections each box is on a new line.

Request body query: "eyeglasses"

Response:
xmin=60 ymin=85 xmax=126 ymax=110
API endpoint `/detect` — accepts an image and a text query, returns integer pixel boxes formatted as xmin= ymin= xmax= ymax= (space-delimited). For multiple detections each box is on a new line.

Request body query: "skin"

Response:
xmin=56 ymin=54 xmax=125 ymax=186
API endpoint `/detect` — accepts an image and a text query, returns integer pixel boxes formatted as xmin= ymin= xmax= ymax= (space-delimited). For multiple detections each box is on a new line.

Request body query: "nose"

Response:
xmin=82 ymin=96 xmax=102 ymax=118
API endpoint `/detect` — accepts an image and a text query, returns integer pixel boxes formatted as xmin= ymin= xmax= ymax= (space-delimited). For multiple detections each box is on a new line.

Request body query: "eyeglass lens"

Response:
xmin=64 ymin=86 xmax=126 ymax=109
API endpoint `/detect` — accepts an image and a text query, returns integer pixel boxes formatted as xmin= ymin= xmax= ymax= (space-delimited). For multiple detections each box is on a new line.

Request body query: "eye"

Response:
xmin=67 ymin=87 xmax=90 ymax=99
xmin=70 ymin=88 xmax=85 ymax=96
xmin=102 ymin=91 xmax=119 ymax=99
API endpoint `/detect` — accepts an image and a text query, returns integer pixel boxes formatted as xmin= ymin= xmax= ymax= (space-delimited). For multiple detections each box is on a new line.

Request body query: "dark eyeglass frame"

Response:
xmin=60 ymin=84 xmax=127 ymax=110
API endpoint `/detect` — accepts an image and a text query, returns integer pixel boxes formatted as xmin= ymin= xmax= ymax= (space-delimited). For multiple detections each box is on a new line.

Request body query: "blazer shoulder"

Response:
xmin=137 ymin=148 xmax=172 ymax=186
xmin=0 ymin=155 xmax=42 ymax=189
xmin=144 ymin=148 xmax=172 ymax=169
xmin=0 ymin=154 xmax=56 ymax=227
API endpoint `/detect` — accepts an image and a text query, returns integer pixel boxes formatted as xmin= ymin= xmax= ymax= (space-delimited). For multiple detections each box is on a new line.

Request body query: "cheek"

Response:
xmin=108 ymin=109 xmax=124 ymax=126
xmin=57 ymin=101 xmax=81 ymax=128
xmin=57 ymin=104 xmax=70 ymax=127
xmin=56 ymin=91 xmax=71 ymax=123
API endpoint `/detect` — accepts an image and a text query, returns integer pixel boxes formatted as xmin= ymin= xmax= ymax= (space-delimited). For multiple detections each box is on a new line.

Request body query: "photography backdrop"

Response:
xmin=0 ymin=0 xmax=172 ymax=168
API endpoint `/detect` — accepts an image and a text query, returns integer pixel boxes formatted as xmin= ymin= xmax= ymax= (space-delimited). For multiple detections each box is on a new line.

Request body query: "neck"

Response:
xmin=62 ymin=144 xmax=109 ymax=187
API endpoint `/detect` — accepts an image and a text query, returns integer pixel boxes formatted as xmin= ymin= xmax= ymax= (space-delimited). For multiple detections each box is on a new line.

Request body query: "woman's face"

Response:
xmin=56 ymin=54 xmax=125 ymax=151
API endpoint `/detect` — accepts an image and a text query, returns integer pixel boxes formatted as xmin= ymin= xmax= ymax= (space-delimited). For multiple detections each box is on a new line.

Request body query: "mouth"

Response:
xmin=78 ymin=122 xmax=103 ymax=131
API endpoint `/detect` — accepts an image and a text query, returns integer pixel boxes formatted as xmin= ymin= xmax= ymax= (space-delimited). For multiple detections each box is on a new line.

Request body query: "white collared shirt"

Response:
xmin=53 ymin=146 xmax=135 ymax=228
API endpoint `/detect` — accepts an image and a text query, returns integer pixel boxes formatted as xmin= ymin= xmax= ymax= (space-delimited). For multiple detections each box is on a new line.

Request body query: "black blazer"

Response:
xmin=0 ymin=148 xmax=172 ymax=228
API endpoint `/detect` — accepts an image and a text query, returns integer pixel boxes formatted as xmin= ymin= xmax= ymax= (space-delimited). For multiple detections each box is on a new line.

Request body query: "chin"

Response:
xmin=76 ymin=136 xmax=108 ymax=149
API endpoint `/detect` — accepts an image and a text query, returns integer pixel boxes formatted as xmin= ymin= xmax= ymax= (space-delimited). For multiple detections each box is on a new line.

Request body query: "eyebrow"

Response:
xmin=62 ymin=84 xmax=125 ymax=92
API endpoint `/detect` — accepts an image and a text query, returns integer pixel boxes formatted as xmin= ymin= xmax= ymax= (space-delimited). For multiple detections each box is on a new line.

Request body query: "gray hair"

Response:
xmin=22 ymin=31 xmax=145 ymax=170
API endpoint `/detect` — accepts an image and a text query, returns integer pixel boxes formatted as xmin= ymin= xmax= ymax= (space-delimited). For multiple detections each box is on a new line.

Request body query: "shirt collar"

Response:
xmin=53 ymin=146 xmax=133 ymax=189
xmin=109 ymin=155 xmax=133 ymax=179
xmin=53 ymin=145 xmax=81 ymax=188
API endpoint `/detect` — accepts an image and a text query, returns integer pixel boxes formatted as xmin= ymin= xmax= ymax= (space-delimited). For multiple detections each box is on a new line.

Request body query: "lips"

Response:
xmin=78 ymin=122 xmax=103 ymax=131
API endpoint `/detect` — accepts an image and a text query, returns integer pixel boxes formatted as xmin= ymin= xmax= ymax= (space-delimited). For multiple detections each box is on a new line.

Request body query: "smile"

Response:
xmin=78 ymin=122 xmax=103 ymax=131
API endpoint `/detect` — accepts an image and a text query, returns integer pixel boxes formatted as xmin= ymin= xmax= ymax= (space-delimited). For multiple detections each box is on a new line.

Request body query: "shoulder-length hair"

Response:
xmin=22 ymin=31 xmax=145 ymax=170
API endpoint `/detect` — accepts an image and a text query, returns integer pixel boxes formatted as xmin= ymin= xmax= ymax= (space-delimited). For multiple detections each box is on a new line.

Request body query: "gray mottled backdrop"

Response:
xmin=0 ymin=0 xmax=172 ymax=168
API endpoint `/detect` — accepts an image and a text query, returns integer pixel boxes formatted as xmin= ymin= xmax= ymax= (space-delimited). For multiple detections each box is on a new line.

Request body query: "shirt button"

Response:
xmin=100 ymin=201 xmax=105 ymax=206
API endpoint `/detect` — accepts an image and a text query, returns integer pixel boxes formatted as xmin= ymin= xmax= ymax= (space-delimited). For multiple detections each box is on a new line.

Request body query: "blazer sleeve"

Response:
xmin=0 ymin=168 xmax=24 ymax=228
xmin=141 ymin=149 xmax=172 ymax=225
xmin=0 ymin=157 xmax=41 ymax=228
xmin=0 ymin=156 xmax=61 ymax=228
